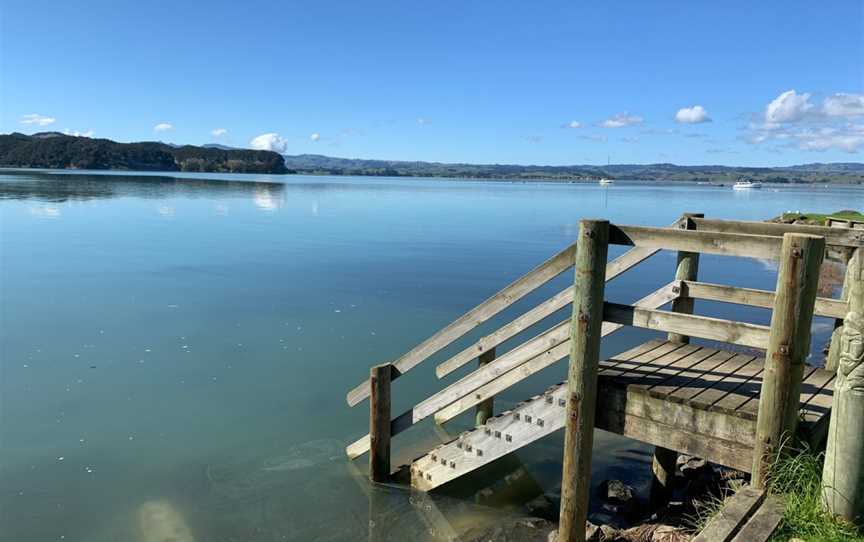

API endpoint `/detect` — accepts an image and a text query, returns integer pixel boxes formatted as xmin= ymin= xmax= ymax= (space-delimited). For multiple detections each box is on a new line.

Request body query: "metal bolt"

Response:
xmin=779 ymin=344 xmax=790 ymax=355
xmin=792 ymin=248 xmax=803 ymax=258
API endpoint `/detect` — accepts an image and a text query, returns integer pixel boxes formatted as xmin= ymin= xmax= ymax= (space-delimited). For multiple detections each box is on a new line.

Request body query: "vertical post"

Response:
xmin=751 ymin=233 xmax=825 ymax=487
xmin=651 ymin=213 xmax=702 ymax=509
xmin=369 ymin=363 xmax=392 ymax=483
xmin=827 ymin=252 xmax=858 ymax=372
xmin=475 ymin=347 xmax=496 ymax=426
xmin=558 ymin=219 xmax=609 ymax=542
xmin=822 ymin=248 xmax=864 ymax=523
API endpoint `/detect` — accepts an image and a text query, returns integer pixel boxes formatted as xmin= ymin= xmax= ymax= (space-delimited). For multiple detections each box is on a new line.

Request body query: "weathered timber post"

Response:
xmin=827 ymin=252 xmax=859 ymax=372
xmin=557 ymin=219 xmax=609 ymax=542
xmin=822 ymin=248 xmax=864 ymax=523
xmin=752 ymin=233 xmax=825 ymax=487
xmin=369 ymin=363 xmax=392 ymax=483
xmin=475 ymin=347 xmax=496 ymax=426
xmin=648 ymin=213 xmax=703 ymax=509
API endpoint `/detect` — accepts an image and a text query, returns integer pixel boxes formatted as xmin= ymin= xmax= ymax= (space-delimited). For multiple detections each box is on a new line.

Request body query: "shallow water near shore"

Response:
xmin=0 ymin=170 xmax=859 ymax=541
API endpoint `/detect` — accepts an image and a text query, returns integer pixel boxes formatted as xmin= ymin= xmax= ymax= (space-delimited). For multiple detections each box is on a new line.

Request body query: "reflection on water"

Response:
xmin=0 ymin=169 xmax=860 ymax=541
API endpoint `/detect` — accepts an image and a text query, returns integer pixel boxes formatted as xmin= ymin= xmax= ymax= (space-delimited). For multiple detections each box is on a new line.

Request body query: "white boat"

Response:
xmin=733 ymin=180 xmax=762 ymax=190
xmin=599 ymin=178 xmax=614 ymax=185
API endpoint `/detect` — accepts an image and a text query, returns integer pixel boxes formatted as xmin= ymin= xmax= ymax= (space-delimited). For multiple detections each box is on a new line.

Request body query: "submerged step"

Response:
xmin=411 ymin=382 xmax=569 ymax=491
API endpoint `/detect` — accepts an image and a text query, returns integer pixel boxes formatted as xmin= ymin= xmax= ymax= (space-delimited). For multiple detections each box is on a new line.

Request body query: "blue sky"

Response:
xmin=2 ymin=0 xmax=862 ymax=166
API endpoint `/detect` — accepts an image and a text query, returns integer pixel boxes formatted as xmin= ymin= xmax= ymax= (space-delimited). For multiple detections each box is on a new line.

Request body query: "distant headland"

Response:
xmin=2 ymin=132 xmax=863 ymax=184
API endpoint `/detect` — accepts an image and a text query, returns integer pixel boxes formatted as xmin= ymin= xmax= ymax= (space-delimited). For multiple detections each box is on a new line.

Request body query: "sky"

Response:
xmin=1 ymin=0 xmax=863 ymax=166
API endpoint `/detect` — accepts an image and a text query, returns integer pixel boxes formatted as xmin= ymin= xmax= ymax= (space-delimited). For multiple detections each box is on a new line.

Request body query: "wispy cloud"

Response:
xmin=250 ymin=132 xmax=288 ymax=153
xmin=579 ymin=134 xmax=608 ymax=142
xmin=310 ymin=132 xmax=321 ymax=141
xmin=823 ymin=93 xmax=864 ymax=118
xmin=621 ymin=136 xmax=639 ymax=143
xmin=563 ymin=120 xmax=583 ymax=129
xmin=211 ymin=128 xmax=227 ymax=137
xmin=154 ymin=122 xmax=174 ymax=132
xmin=675 ymin=105 xmax=711 ymax=124
xmin=20 ymin=113 xmax=56 ymax=126
xmin=523 ymin=135 xmax=543 ymax=143
xmin=600 ymin=113 xmax=643 ymax=128
xmin=416 ymin=117 xmax=431 ymax=125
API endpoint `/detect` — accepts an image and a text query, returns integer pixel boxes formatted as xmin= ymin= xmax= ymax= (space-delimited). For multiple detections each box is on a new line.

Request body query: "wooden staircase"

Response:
xmin=343 ymin=214 xmax=861 ymax=530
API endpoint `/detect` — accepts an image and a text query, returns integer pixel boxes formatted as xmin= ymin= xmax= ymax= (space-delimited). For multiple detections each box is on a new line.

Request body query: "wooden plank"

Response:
xmin=730 ymin=495 xmax=784 ymax=542
xmin=693 ymin=217 xmax=864 ymax=248
xmin=605 ymin=345 xmax=715 ymax=387
xmin=346 ymin=239 xmax=578 ymax=406
xmin=645 ymin=350 xmax=739 ymax=400
xmin=678 ymin=354 xmax=759 ymax=408
xmin=682 ymin=280 xmax=847 ymax=319
xmin=435 ymin=245 xmax=660 ymax=378
xmin=432 ymin=286 xmax=679 ymax=426
xmin=609 ymin=224 xmax=783 ymax=260
xmin=603 ymin=302 xmax=771 ymax=349
xmin=691 ymin=486 xmax=765 ymax=542
xmin=736 ymin=366 xmax=820 ymax=421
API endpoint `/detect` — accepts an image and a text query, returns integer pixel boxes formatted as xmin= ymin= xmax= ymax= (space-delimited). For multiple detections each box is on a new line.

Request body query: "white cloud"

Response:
xmin=565 ymin=120 xmax=582 ymax=129
xmin=765 ymin=90 xmax=813 ymax=123
xmin=579 ymin=134 xmax=608 ymax=142
xmin=249 ymin=132 xmax=288 ymax=153
xmin=63 ymin=128 xmax=94 ymax=137
xmin=416 ymin=117 xmax=431 ymax=125
xmin=600 ymin=113 xmax=643 ymax=128
xmin=675 ymin=105 xmax=711 ymax=124
xmin=823 ymin=93 xmax=864 ymax=118
xmin=795 ymin=125 xmax=864 ymax=153
xmin=20 ymin=113 xmax=56 ymax=126
xmin=153 ymin=122 xmax=174 ymax=132
xmin=211 ymin=128 xmax=227 ymax=137
xmin=310 ymin=132 xmax=321 ymax=141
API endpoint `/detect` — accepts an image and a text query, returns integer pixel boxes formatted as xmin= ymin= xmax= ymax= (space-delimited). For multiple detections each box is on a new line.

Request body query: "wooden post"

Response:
xmin=558 ymin=219 xmax=609 ymax=542
xmin=822 ymin=248 xmax=864 ymax=523
xmin=751 ymin=233 xmax=825 ymax=487
xmin=650 ymin=213 xmax=702 ymax=509
xmin=369 ymin=363 xmax=392 ymax=483
xmin=475 ymin=347 xmax=496 ymax=426
xmin=827 ymin=253 xmax=859 ymax=372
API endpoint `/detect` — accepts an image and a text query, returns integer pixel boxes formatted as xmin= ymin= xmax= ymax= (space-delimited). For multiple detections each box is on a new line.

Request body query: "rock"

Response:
xmin=526 ymin=493 xmax=559 ymax=520
xmin=652 ymin=525 xmax=688 ymax=542
xmin=464 ymin=517 xmax=555 ymax=542
xmin=547 ymin=522 xmax=602 ymax=542
xmin=599 ymin=524 xmax=618 ymax=540
xmin=678 ymin=457 xmax=708 ymax=478
xmin=600 ymin=479 xmax=635 ymax=504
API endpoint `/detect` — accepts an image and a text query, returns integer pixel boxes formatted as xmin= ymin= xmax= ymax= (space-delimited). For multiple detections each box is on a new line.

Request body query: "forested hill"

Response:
xmin=282 ymin=154 xmax=864 ymax=183
xmin=0 ymin=132 xmax=287 ymax=174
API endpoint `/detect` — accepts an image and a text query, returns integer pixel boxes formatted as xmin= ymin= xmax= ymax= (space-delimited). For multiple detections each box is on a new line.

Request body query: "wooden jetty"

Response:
xmin=344 ymin=214 xmax=864 ymax=540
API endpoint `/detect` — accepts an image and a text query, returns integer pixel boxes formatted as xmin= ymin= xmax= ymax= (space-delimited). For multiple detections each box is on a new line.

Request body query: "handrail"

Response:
xmin=609 ymin=224 xmax=784 ymax=260
xmin=435 ymin=245 xmax=659 ymax=378
xmin=345 ymin=240 xmax=578 ymax=406
xmin=603 ymin=302 xmax=771 ymax=349
xmin=692 ymin=217 xmax=864 ymax=248
xmin=345 ymin=282 xmax=678 ymax=459
xmin=680 ymin=280 xmax=848 ymax=319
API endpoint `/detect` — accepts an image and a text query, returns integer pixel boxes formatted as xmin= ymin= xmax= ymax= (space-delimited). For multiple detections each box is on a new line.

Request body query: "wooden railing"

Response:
xmin=347 ymin=213 xmax=860 ymax=499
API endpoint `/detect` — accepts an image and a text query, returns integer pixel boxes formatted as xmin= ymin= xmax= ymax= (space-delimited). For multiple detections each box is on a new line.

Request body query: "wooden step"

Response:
xmin=411 ymin=382 xmax=570 ymax=491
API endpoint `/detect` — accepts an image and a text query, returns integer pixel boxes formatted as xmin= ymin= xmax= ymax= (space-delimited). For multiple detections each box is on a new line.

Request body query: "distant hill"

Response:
xmin=282 ymin=154 xmax=864 ymax=184
xmin=0 ymin=133 xmax=287 ymax=174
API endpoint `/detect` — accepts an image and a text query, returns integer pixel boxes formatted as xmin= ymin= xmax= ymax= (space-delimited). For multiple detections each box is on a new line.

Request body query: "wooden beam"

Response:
xmin=752 ymin=233 xmax=825 ymax=487
xmin=474 ymin=347 xmax=496 ymax=426
xmin=692 ymin=217 xmax=864 ymax=248
xmin=691 ymin=486 xmax=766 ymax=542
xmin=369 ymin=364 xmax=392 ymax=483
xmin=345 ymin=239 xmax=578 ymax=406
xmin=603 ymin=302 xmax=771 ymax=349
xmin=435 ymin=245 xmax=660 ymax=378
xmin=609 ymin=224 xmax=783 ymax=260
xmin=433 ymin=285 xmax=678 ymax=426
xmin=558 ymin=219 xmax=609 ymax=542
xmin=681 ymin=280 xmax=847 ymax=319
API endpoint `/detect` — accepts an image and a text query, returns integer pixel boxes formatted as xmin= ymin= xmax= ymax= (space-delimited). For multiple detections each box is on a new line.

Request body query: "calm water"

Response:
xmin=0 ymin=170 xmax=860 ymax=541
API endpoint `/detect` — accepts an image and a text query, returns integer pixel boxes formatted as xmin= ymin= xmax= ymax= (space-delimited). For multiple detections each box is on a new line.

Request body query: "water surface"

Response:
xmin=1 ymin=170 xmax=859 ymax=541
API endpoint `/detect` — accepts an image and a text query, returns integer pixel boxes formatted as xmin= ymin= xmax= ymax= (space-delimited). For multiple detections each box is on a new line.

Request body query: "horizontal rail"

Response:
xmin=603 ymin=302 xmax=771 ymax=350
xmin=681 ymin=280 xmax=848 ymax=320
xmin=609 ymin=224 xmax=784 ymax=260
xmin=433 ymin=284 xmax=679 ymax=426
xmin=345 ymin=240 xmax=578 ymax=406
xmin=435 ymin=245 xmax=660 ymax=378
xmin=345 ymin=282 xmax=678 ymax=459
xmin=693 ymin=217 xmax=864 ymax=248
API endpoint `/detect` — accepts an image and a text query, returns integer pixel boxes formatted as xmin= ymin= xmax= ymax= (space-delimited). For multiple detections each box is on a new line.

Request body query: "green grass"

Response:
xmin=766 ymin=447 xmax=862 ymax=542
xmin=779 ymin=210 xmax=864 ymax=226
